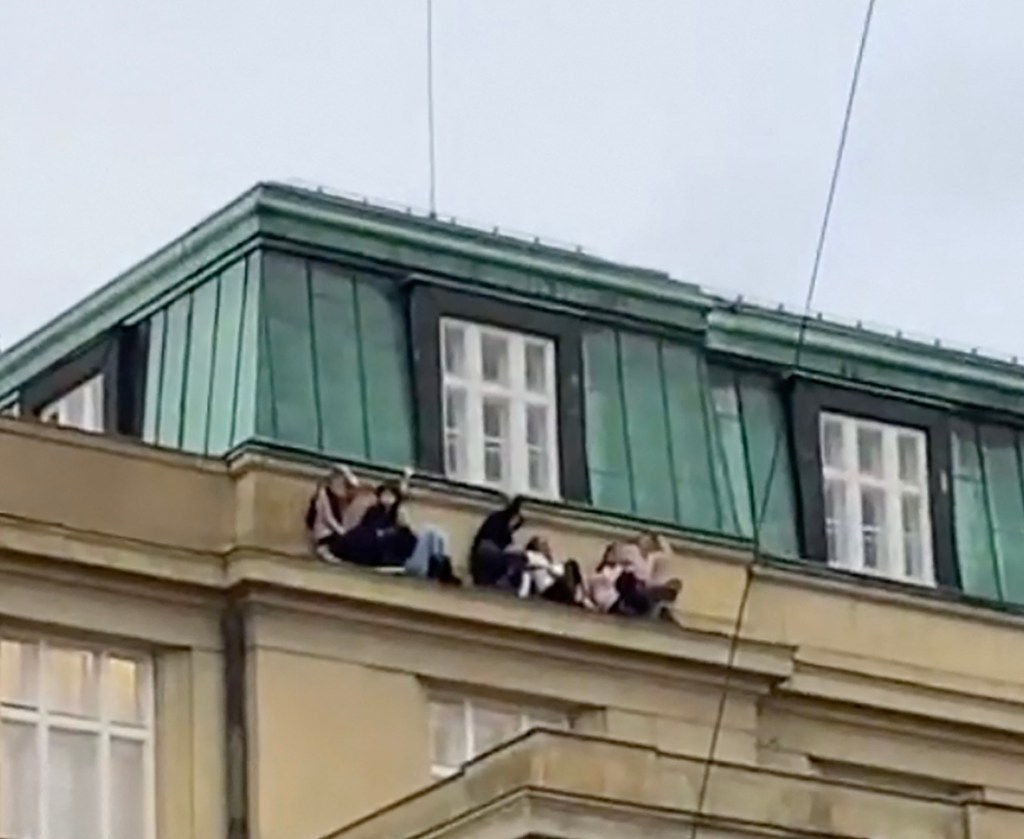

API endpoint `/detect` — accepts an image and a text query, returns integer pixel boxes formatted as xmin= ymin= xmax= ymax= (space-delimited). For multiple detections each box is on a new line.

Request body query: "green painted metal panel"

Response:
xmin=662 ymin=343 xmax=720 ymax=533
xmin=141 ymin=309 xmax=166 ymax=444
xmin=583 ymin=329 xmax=633 ymax=513
xmin=233 ymin=253 xmax=261 ymax=445
xmin=260 ymin=252 xmax=318 ymax=449
xmin=619 ymin=333 xmax=675 ymax=522
xmin=156 ymin=295 xmax=191 ymax=448
xmin=707 ymin=367 xmax=752 ymax=538
xmin=309 ymin=263 xmax=362 ymax=458
xmin=951 ymin=422 xmax=1001 ymax=600
xmin=181 ymin=279 xmax=219 ymax=453
xmin=206 ymin=261 xmax=247 ymax=455
xmin=356 ymin=279 xmax=414 ymax=465
xmin=978 ymin=425 xmax=1024 ymax=602
xmin=738 ymin=374 xmax=799 ymax=557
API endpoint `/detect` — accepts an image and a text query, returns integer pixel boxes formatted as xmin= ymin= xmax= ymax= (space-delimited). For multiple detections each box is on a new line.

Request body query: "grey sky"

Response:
xmin=2 ymin=1 xmax=1023 ymax=359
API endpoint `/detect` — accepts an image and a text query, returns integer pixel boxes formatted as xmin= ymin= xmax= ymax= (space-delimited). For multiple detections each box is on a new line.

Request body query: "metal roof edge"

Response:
xmin=254 ymin=181 xmax=714 ymax=311
xmin=7 ymin=180 xmax=1024 ymax=415
xmin=707 ymin=307 xmax=1024 ymax=402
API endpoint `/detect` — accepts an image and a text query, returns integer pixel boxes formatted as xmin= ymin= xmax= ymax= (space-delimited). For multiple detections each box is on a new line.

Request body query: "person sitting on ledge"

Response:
xmin=519 ymin=536 xmax=590 ymax=607
xmin=306 ymin=465 xmax=359 ymax=563
xmin=469 ymin=495 xmax=528 ymax=591
xmin=355 ymin=470 xmax=460 ymax=584
xmin=586 ymin=539 xmax=681 ymax=619
xmin=305 ymin=466 xmax=459 ymax=583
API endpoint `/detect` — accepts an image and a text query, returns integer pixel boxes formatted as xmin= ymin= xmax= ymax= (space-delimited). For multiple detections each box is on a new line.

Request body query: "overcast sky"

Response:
xmin=2 ymin=0 xmax=1023 ymax=360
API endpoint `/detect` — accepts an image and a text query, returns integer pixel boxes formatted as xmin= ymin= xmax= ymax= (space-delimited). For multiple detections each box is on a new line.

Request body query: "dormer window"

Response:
xmin=819 ymin=413 xmax=933 ymax=584
xmin=39 ymin=374 xmax=105 ymax=433
xmin=440 ymin=318 xmax=560 ymax=498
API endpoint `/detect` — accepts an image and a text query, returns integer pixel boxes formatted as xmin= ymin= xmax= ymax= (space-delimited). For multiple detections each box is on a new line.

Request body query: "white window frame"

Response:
xmin=0 ymin=633 xmax=156 ymax=839
xmin=820 ymin=412 xmax=934 ymax=585
xmin=39 ymin=374 xmax=105 ymax=433
xmin=428 ymin=694 xmax=568 ymax=778
xmin=440 ymin=318 xmax=560 ymax=498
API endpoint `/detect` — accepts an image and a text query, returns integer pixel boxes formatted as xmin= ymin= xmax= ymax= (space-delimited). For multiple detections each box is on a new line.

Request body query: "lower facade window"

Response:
xmin=440 ymin=318 xmax=560 ymax=498
xmin=428 ymin=694 xmax=567 ymax=777
xmin=39 ymin=375 xmax=105 ymax=433
xmin=819 ymin=412 xmax=934 ymax=584
xmin=0 ymin=636 xmax=154 ymax=839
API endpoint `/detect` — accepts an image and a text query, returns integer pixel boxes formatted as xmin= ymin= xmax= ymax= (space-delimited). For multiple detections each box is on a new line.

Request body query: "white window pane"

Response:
xmin=46 ymin=646 xmax=98 ymax=718
xmin=526 ymin=404 xmax=550 ymax=492
xmin=824 ymin=479 xmax=847 ymax=564
xmin=430 ymin=700 xmax=466 ymax=771
xmin=0 ymin=639 xmax=38 ymax=707
xmin=528 ymin=449 xmax=549 ymax=493
xmin=442 ymin=324 xmax=467 ymax=377
xmin=48 ymin=728 xmax=99 ymax=839
xmin=857 ymin=426 xmax=884 ymax=477
xmin=445 ymin=388 xmax=467 ymax=433
xmin=1 ymin=720 xmax=39 ymax=838
xmin=526 ymin=405 xmax=548 ymax=448
xmin=484 ymin=445 xmax=507 ymax=484
xmin=524 ymin=342 xmax=548 ymax=393
xmin=108 ymin=657 xmax=143 ymax=725
xmin=66 ymin=387 xmax=87 ymax=428
xmin=472 ymin=705 xmax=519 ymax=755
xmin=898 ymin=434 xmax=922 ymax=484
xmin=83 ymin=376 xmax=105 ymax=432
xmin=902 ymin=494 xmax=924 ymax=579
xmin=480 ymin=333 xmax=510 ymax=385
xmin=860 ymin=487 xmax=887 ymax=571
xmin=821 ymin=418 xmax=844 ymax=469
xmin=482 ymin=398 xmax=509 ymax=439
xmin=444 ymin=388 xmax=468 ymax=477
xmin=111 ymin=738 xmax=146 ymax=839
xmin=482 ymin=398 xmax=509 ymax=484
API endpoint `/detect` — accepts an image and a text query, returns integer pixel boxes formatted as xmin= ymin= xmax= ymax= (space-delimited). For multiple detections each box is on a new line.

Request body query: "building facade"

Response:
xmin=1 ymin=182 xmax=1023 ymax=838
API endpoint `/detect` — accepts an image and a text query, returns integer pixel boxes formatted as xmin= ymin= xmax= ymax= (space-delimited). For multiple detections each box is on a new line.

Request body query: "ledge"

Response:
xmin=229 ymin=552 xmax=794 ymax=689
xmin=324 ymin=729 xmax=979 ymax=839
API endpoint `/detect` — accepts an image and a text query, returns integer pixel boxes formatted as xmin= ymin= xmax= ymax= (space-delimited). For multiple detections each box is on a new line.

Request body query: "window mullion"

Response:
xmin=39 ymin=639 xmax=49 ymax=839
xmin=466 ymin=330 xmax=484 ymax=484
xmin=918 ymin=434 xmax=935 ymax=584
xmin=546 ymin=343 xmax=560 ymax=497
xmin=144 ymin=659 xmax=156 ymax=839
xmin=99 ymin=653 xmax=111 ymax=839
xmin=846 ymin=420 xmax=864 ymax=572
xmin=883 ymin=429 xmax=902 ymax=580
xmin=509 ymin=335 xmax=528 ymax=493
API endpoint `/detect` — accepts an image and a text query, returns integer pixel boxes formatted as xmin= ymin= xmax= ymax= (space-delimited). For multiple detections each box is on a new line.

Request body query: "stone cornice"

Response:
xmin=324 ymin=729 xmax=992 ymax=839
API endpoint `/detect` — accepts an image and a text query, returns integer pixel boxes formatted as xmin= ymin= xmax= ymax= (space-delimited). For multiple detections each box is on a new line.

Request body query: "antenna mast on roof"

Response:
xmin=426 ymin=0 xmax=438 ymax=217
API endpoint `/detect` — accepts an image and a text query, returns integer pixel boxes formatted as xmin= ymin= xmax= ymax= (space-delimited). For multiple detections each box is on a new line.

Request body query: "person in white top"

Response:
xmin=518 ymin=536 xmax=589 ymax=606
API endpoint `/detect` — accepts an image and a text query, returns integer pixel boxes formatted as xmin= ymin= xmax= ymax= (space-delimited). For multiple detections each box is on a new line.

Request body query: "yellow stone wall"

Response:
xmin=3 ymin=418 xmax=1024 ymax=838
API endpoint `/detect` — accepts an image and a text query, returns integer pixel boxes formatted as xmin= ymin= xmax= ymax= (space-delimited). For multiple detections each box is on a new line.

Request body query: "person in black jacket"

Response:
xmin=469 ymin=495 xmax=528 ymax=589
xmin=334 ymin=468 xmax=461 ymax=583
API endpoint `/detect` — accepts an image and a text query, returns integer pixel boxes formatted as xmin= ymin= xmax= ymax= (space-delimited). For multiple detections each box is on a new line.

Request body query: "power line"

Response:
xmin=426 ymin=0 xmax=438 ymax=217
xmin=687 ymin=1 xmax=878 ymax=836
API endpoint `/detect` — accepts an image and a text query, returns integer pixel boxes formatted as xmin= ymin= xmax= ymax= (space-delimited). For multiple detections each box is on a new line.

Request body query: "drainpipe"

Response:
xmin=222 ymin=586 xmax=250 ymax=839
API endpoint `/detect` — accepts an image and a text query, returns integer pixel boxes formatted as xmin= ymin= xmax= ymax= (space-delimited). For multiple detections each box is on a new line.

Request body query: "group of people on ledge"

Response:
xmin=305 ymin=466 xmax=681 ymax=619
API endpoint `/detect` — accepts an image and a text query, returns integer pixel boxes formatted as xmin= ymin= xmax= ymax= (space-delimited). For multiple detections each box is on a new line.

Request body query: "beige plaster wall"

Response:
xmin=248 ymin=647 xmax=429 ymax=839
